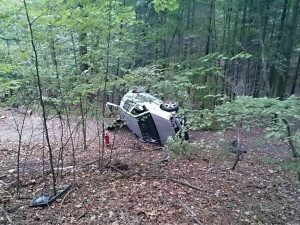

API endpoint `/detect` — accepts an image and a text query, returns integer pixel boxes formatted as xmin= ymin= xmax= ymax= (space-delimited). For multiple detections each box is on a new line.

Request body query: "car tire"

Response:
xmin=160 ymin=101 xmax=179 ymax=112
xmin=132 ymin=89 xmax=141 ymax=93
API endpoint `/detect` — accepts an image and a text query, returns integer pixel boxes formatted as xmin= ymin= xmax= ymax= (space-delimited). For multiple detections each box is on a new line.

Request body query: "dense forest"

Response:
xmin=0 ymin=0 xmax=300 ymax=224
xmin=1 ymin=0 xmax=300 ymax=106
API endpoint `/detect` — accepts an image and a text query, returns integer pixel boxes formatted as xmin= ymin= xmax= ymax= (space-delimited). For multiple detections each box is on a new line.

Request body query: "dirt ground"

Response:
xmin=0 ymin=109 xmax=299 ymax=225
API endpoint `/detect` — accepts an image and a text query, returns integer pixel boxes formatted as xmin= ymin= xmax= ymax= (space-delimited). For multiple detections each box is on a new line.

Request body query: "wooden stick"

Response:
xmin=77 ymin=211 xmax=87 ymax=221
xmin=56 ymin=189 xmax=73 ymax=225
xmin=110 ymin=166 xmax=137 ymax=178
xmin=166 ymin=177 xmax=202 ymax=191
xmin=7 ymin=204 xmax=25 ymax=213
xmin=1 ymin=206 xmax=14 ymax=225
xmin=111 ymin=168 xmax=202 ymax=192
xmin=177 ymin=199 xmax=203 ymax=225
xmin=143 ymin=175 xmax=202 ymax=191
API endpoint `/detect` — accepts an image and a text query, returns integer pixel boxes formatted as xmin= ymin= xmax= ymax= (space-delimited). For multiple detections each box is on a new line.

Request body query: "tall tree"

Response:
xmin=277 ymin=0 xmax=300 ymax=98
xmin=23 ymin=0 xmax=57 ymax=195
xmin=269 ymin=0 xmax=288 ymax=96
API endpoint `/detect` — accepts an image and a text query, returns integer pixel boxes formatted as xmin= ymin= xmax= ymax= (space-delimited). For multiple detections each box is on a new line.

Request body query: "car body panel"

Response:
xmin=151 ymin=113 xmax=176 ymax=145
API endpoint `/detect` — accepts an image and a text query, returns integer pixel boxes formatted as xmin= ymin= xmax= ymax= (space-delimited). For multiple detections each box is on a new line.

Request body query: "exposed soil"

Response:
xmin=0 ymin=109 xmax=299 ymax=225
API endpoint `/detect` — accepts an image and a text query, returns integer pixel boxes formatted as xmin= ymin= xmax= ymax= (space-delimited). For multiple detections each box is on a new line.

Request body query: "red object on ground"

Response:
xmin=104 ymin=133 xmax=110 ymax=146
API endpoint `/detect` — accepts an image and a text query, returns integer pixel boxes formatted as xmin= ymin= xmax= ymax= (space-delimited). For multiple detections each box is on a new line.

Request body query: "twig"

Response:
xmin=56 ymin=189 xmax=73 ymax=225
xmin=145 ymin=175 xmax=202 ymax=192
xmin=1 ymin=206 xmax=15 ymax=225
xmin=84 ymin=159 xmax=99 ymax=167
xmin=110 ymin=166 xmax=137 ymax=178
xmin=230 ymin=138 xmax=247 ymax=170
xmin=7 ymin=204 xmax=25 ymax=213
xmin=0 ymin=149 xmax=18 ymax=153
xmin=16 ymin=196 xmax=31 ymax=200
xmin=231 ymin=150 xmax=247 ymax=170
xmin=166 ymin=177 xmax=202 ymax=191
xmin=282 ymin=118 xmax=299 ymax=158
xmin=177 ymin=199 xmax=203 ymax=225
xmin=133 ymin=147 xmax=163 ymax=153
xmin=120 ymin=207 xmax=129 ymax=225
xmin=110 ymin=168 xmax=202 ymax=191
xmin=77 ymin=211 xmax=87 ymax=221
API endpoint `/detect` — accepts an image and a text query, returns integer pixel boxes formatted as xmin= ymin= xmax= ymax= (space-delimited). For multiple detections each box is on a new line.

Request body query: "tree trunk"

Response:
xmin=184 ymin=7 xmax=190 ymax=58
xmin=79 ymin=33 xmax=88 ymax=73
xmin=269 ymin=0 xmax=288 ymax=96
xmin=240 ymin=0 xmax=247 ymax=47
xmin=232 ymin=6 xmax=238 ymax=56
xmin=290 ymin=53 xmax=300 ymax=95
xmin=258 ymin=1 xmax=270 ymax=96
xmin=277 ymin=0 xmax=300 ymax=99
xmin=23 ymin=0 xmax=56 ymax=195
xmin=221 ymin=4 xmax=231 ymax=52
xmin=16 ymin=115 xmax=26 ymax=198
xmin=226 ymin=2 xmax=232 ymax=56
xmin=49 ymin=37 xmax=66 ymax=178
xmin=78 ymin=32 xmax=88 ymax=150
xmin=100 ymin=1 xmax=112 ymax=168
xmin=189 ymin=0 xmax=195 ymax=55
xmin=205 ymin=0 xmax=214 ymax=55
xmin=212 ymin=0 xmax=217 ymax=52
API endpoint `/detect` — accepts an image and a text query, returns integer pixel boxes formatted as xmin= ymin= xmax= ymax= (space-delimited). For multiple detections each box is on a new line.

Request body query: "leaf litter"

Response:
xmin=0 ymin=110 xmax=299 ymax=224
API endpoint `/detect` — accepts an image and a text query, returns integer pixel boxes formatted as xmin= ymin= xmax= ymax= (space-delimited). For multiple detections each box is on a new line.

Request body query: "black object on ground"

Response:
xmin=30 ymin=184 xmax=72 ymax=207
xmin=229 ymin=140 xmax=247 ymax=170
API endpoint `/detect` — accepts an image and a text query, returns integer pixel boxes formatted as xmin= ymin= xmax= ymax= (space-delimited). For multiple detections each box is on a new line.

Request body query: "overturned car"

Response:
xmin=107 ymin=90 xmax=188 ymax=145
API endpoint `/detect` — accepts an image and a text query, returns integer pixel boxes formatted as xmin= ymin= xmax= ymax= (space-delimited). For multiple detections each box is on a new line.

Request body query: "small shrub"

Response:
xmin=165 ymin=136 xmax=199 ymax=159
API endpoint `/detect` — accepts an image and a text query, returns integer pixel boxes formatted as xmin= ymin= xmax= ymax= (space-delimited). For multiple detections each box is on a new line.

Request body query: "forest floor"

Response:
xmin=0 ymin=108 xmax=299 ymax=225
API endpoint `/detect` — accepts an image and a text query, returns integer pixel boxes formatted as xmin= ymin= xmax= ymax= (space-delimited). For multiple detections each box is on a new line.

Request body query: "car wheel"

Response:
xmin=161 ymin=101 xmax=179 ymax=112
xmin=132 ymin=89 xmax=141 ymax=93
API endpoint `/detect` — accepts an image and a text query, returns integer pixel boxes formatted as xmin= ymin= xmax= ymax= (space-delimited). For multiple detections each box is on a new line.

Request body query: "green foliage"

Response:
xmin=195 ymin=95 xmax=300 ymax=175
xmin=165 ymin=136 xmax=199 ymax=159
xmin=153 ymin=0 xmax=179 ymax=12
xmin=0 ymin=0 xmax=136 ymax=110
xmin=114 ymin=52 xmax=230 ymax=110
xmin=0 ymin=0 xmax=299 ymax=137
xmin=214 ymin=96 xmax=300 ymax=137
xmin=263 ymin=157 xmax=279 ymax=164
xmin=230 ymin=52 xmax=252 ymax=61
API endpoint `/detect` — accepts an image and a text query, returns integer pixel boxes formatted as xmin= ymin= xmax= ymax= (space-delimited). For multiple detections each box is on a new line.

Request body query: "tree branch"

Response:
xmin=177 ymin=199 xmax=203 ymax=225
